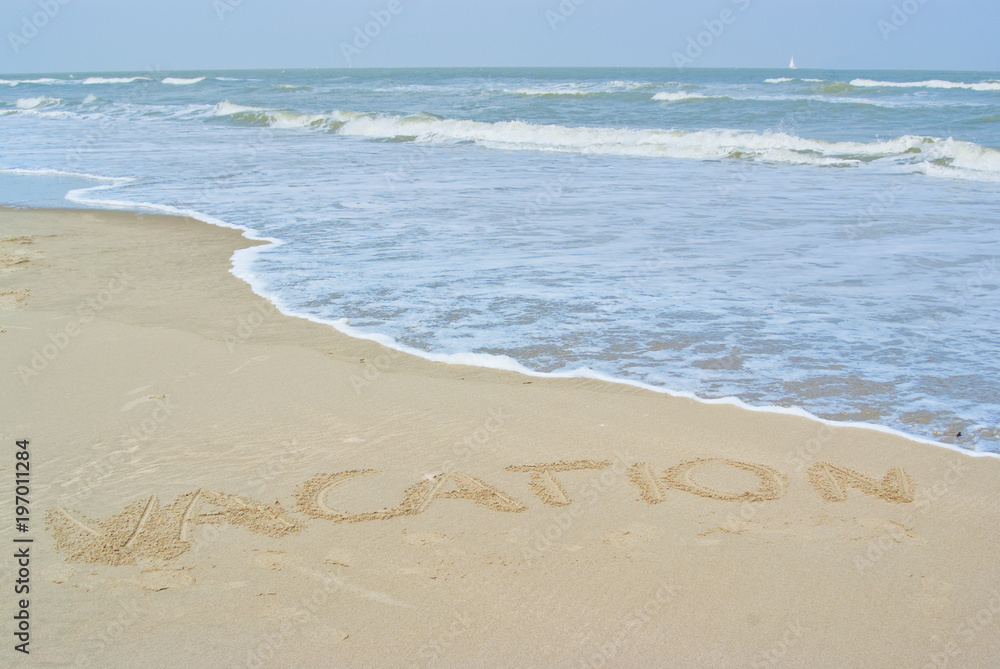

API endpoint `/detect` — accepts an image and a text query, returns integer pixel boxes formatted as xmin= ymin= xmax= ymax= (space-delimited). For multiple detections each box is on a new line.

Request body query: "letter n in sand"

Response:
xmin=807 ymin=462 xmax=915 ymax=503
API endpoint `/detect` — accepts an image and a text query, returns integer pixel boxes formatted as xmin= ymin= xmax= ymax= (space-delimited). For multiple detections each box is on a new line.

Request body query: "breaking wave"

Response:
xmin=206 ymin=101 xmax=1000 ymax=180
xmin=162 ymin=77 xmax=207 ymax=85
xmin=82 ymin=76 xmax=152 ymax=85
xmin=851 ymin=78 xmax=1000 ymax=91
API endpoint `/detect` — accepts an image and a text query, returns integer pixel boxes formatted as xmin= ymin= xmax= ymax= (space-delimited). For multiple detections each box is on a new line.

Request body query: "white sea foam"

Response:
xmin=9 ymin=163 xmax=995 ymax=459
xmin=604 ymin=80 xmax=656 ymax=90
xmin=913 ymin=137 xmax=1000 ymax=182
xmin=162 ymin=77 xmax=207 ymax=85
xmin=330 ymin=113 xmax=1000 ymax=177
xmin=504 ymin=81 xmax=657 ymax=96
xmin=82 ymin=76 xmax=151 ymax=85
xmin=0 ymin=78 xmax=65 ymax=86
xmin=203 ymin=102 xmax=1000 ymax=180
xmin=211 ymin=101 xmax=265 ymax=115
xmin=62 ymin=178 xmax=279 ymax=247
xmin=6 ymin=69 xmax=998 ymax=453
xmin=851 ymin=78 xmax=1000 ymax=91
xmin=504 ymin=88 xmax=594 ymax=96
xmin=0 ymin=167 xmax=124 ymax=181
xmin=15 ymin=96 xmax=62 ymax=109
xmin=247 ymin=256 xmax=1000 ymax=461
xmin=651 ymin=91 xmax=718 ymax=102
xmin=210 ymin=101 xmax=359 ymax=129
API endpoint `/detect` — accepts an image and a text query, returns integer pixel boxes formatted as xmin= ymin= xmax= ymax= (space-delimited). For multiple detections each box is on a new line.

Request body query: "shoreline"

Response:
xmin=3 ymin=205 xmax=1000 ymax=667
xmin=6 ymin=169 xmax=995 ymax=457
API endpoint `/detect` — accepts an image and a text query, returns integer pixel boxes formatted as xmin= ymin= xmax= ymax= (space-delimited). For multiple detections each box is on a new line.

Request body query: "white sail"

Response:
xmin=789 ymin=57 xmax=797 ymax=69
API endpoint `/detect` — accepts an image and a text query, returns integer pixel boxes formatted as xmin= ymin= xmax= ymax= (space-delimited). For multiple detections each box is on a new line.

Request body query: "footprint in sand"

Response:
xmin=0 ymin=236 xmax=38 ymax=277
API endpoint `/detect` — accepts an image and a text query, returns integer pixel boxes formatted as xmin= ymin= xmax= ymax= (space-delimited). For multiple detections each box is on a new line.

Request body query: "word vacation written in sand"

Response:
xmin=46 ymin=457 xmax=924 ymax=567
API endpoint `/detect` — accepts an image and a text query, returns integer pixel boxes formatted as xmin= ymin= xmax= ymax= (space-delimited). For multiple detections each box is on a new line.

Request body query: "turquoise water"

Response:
xmin=1 ymin=67 xmax=998 ymax=450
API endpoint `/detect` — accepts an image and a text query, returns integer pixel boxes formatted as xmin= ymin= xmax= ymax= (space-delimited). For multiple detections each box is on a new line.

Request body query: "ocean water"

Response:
xmin=1 ymin=67 xmax=998 ymax=452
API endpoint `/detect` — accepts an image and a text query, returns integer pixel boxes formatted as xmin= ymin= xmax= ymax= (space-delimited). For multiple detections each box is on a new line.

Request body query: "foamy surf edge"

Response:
xmin=249 ymin=294 xmax=1000 ymax=460
xmin=11 ymin=166 xmax=998 ymax=460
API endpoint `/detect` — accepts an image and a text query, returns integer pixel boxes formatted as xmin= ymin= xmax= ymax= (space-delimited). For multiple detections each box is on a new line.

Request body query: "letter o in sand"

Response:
xmin=662 ymin=458 xmax=787 ymax=502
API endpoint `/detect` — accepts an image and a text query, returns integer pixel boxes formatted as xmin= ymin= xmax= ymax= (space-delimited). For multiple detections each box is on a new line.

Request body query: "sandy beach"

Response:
xmin=2 ymin=205 xmax=1000 ymax=668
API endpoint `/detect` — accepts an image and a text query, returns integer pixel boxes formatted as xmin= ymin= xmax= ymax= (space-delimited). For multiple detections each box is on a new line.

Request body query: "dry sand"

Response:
xmin=1 ymin=206 xmax=999 ymax=668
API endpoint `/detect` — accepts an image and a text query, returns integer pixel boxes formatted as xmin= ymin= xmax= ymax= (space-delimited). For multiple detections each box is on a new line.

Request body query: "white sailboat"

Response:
xmin=789 ymin=57 xmax=797 ymax=69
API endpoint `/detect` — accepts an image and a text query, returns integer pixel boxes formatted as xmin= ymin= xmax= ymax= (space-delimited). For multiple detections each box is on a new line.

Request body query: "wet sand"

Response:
xmin=2 ymin=206 xmax=999 ymax=668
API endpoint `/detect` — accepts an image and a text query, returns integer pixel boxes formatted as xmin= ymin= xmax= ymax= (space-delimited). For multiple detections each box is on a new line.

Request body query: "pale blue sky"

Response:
xmin=2 ymin=0 xmax=998 ymax=74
